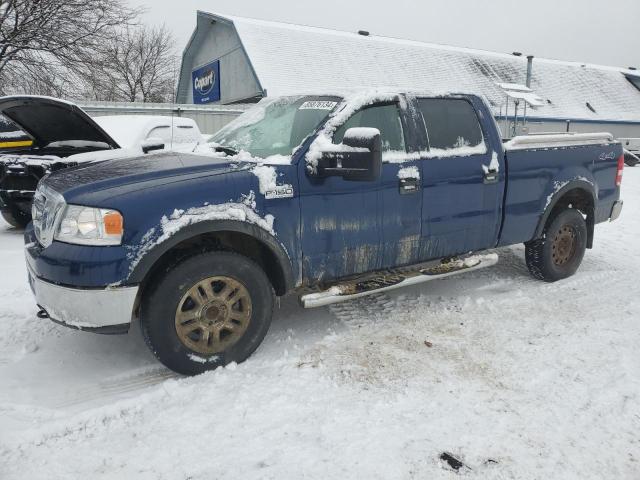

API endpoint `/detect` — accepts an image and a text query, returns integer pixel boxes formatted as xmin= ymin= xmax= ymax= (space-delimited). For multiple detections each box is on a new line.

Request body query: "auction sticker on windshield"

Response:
xmin=299 ymin=101 xmax=338 ymax=110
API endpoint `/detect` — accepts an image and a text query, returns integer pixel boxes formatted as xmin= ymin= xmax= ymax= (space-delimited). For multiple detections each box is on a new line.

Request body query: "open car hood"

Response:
xmin=0 ymin=96 xmax=120 ymax=149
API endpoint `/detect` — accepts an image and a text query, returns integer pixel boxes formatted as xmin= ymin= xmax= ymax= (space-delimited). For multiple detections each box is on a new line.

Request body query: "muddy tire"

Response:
xmin=1 ymin=209 xmax=30 ymax=229
xmin=141 ymin=251 xmax=274 ymax=375
xmin=525 ymin=208 xmax=587 ymax=282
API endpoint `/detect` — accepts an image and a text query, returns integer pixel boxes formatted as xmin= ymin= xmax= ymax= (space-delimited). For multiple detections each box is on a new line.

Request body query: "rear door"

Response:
xmin=414 ymin=96 xmax=505 ymax=259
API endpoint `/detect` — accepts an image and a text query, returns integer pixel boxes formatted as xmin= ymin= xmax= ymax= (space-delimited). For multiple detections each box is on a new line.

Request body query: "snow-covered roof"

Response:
xmin=201 ymin=11 xmax=640 ymax=123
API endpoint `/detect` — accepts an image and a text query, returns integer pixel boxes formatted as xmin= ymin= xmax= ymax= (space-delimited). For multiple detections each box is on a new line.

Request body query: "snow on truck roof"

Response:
xmin=93 ymin=115 xmax=198 ymax=148
xmin=195 ymin=11 xmax=640 ymax=123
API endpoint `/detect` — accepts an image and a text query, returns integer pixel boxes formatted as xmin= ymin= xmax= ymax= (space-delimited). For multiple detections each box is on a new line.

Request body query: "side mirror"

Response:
xmin=141 ymin=137 xmax=165 ymax=154
xmin=316 ymin=127 xmax=382 ymax=181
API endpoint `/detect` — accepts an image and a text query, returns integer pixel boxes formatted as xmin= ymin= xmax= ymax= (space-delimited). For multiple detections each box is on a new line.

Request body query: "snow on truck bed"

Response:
xmin=0 ymin=172 xmax=639 ymax=479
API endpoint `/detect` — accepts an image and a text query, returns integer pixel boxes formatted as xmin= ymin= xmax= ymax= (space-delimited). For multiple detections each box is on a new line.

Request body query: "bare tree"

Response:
xmin=100 ymin=25 xmax=176 ymax=103
xmin=0 ymin=0 xmax=138 ymax=95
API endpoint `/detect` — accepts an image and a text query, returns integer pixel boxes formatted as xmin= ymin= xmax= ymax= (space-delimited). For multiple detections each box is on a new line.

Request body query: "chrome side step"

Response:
xmin=300 ymin=253 xmax=499 ymax=308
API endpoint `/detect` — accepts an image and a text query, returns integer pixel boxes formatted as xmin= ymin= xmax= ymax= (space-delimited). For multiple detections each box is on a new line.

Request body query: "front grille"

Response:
xmin=32 ymin=184 xmax=66 ymax=248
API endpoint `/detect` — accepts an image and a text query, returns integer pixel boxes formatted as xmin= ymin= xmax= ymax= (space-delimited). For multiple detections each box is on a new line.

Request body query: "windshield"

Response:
xmin=209 ymin=96 xmax=341 ymax=158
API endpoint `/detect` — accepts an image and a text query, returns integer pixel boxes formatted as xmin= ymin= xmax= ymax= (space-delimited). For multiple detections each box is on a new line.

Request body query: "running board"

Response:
xmin=300 ymin=253 xmax=499 ymax=308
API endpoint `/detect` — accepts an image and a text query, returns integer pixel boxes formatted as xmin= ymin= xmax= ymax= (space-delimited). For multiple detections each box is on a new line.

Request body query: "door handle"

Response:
xmin=399 ymin=177 xmax=420 ymax=194
xmin=483 ymin=168 xmax=498 ymax=184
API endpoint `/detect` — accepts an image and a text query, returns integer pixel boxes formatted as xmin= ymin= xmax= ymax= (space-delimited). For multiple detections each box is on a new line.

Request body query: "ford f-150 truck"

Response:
xmin=24 ymin=90 xmax=624 ymax=375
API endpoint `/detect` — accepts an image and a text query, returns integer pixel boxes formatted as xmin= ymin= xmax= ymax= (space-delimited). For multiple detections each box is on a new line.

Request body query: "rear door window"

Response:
xmin=417 ymin=98 xmax=484 ymax=151
xmin=333 ymin=103 xmax=406 ymax=154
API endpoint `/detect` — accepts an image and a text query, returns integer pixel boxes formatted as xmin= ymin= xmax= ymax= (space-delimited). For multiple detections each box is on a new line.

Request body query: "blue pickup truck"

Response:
xmin=24 ymin=91 xmax=624 ymax=374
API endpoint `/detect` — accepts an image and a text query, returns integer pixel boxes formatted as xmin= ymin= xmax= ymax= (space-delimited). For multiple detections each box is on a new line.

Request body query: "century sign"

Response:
xmin=192 ymin=60 xmax=220 ymax=104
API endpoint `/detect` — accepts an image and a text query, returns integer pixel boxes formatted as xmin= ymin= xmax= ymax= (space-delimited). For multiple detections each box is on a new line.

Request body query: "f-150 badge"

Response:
xmin=264 ymin=185 xmax=294 ymax=199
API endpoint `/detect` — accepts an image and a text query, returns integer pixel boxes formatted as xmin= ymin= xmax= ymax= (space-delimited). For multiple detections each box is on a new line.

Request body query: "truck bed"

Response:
xmin=498 ymin=132 xmax=622 ymax=246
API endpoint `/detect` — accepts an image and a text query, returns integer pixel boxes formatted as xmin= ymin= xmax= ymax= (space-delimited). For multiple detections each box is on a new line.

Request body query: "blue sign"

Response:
xmin=192 ymin=60 xmax=220 ymax=104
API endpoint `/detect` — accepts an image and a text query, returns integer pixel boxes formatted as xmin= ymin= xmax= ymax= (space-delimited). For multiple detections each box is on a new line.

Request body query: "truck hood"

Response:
xmin=44 ymin=151 xmax=249 ymax=203
xmin=0 ymin=96 xmax=119 ymax=150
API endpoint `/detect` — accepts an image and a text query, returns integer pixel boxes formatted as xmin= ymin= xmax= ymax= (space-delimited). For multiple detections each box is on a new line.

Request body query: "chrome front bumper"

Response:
xmin=27 ymin=264 xmax=138 ymax=333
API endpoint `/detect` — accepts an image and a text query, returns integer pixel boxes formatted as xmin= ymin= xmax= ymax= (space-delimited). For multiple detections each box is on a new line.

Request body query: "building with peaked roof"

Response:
xmin=177 ymin=11 xmax=640 ymax=138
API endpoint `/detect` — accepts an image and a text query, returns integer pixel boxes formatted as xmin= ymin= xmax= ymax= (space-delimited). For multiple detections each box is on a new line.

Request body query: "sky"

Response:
xmin=127 ymin=0 xmax=640 ymax=70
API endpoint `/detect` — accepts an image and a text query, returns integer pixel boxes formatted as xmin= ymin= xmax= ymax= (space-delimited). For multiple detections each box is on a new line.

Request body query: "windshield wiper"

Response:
xmin=213 ymin=145 xmax=239 ymax=156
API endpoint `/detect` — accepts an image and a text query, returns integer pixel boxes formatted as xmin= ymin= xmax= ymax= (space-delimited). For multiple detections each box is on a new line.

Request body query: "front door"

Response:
xmin=331 ymin=101 xmax=423 ymax=269
xmin=298 ymin=99 xmax=423 ymax=284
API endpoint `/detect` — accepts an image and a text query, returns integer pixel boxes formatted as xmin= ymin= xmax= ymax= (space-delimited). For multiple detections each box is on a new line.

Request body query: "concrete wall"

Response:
xmin=176 ymin=17 xmax=263 ymax=105
xmin=75 ymin=101 xmax=247 ymax=135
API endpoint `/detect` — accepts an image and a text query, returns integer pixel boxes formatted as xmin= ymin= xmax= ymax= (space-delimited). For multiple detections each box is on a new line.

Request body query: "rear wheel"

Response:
xmin=525 ymin=208 xmax=587 ymax=282
xmin=1 ymin=209 xmax=30 ymax=229
xmin=141 ymin=251 xmax=274 ymax=375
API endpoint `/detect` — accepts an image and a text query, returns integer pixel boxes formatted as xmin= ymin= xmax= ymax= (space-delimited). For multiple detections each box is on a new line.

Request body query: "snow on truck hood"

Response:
xmin=0 ymin=96 xmax=119 ymax=149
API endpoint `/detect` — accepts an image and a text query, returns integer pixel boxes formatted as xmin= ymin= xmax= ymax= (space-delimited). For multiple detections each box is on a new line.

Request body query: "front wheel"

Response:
xmin=141 ymin=251 xmax=274 ymax=375
xmin=525 ymin=208 xmax=587 ymax=282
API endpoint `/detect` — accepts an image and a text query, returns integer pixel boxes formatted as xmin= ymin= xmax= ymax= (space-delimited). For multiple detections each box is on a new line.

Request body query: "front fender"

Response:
xmin=127 ymin=218 xmax=294 ymax=292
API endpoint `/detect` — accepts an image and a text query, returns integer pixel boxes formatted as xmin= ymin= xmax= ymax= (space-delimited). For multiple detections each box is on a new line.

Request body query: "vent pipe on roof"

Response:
xmin=358 ymin=30 xmax=370 ymax=36
xmin=526 ymin=55 xmax=534 ymax=88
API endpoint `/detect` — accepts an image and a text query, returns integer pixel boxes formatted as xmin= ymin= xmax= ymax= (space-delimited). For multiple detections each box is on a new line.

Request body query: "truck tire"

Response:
xmin=140 ymin=251 xmax=274 ymax=375
xmin=525 ymin=208 xmax=587 ymax=282
xmin=1 ymin=209 xmax=30 ymax=229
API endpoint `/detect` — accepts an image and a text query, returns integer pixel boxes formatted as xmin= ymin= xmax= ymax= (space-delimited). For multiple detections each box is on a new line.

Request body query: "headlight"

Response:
xmin=54 ymin=205 xmax=123 ymax=246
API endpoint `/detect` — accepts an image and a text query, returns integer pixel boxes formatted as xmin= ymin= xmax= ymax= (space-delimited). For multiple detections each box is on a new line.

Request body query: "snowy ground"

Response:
xmin=1 ymin=171 xmax=639 ymax=480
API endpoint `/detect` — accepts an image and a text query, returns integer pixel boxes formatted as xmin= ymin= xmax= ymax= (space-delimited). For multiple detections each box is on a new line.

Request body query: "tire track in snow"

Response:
xmin=50 ymin=367 xmax=179 ymax=409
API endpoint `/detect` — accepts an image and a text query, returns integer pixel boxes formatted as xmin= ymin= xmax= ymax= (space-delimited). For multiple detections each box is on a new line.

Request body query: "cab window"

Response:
xmin=333 ymin=104 xmax=406 ymax=153
xmin=417 ymin=98 xmax=484 ymax=150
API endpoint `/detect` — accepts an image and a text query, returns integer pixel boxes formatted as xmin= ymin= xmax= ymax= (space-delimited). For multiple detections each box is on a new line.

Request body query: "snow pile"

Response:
xmin=46 ymin=140 xmax=110 ymax=149
xmin=504 ymin=132 xmax=615 ymax=151
xmin=343 ymin=127 xmax=380 ymax=139
xmin=426 ymin=142 xmax=487 ymax=159
xmin=129 ymin=201 xmax=275 ymax=273
xmin=0 ymin=154 xmax=61 ymax=168
xmin=482 ymin=151 xmax=500 ymax=174
xmin=251 ymin=165 xmax=277 ymax=194
xmin=544 ymin=176 xmax=595 ymax=209
xmin=397 ymin=165 xmax=419 ymax=180
xmin=193 ymin=144 xmax=293 ymax=166
xmin=0 ymin=130 xmax=28 ymax=139
xmin=158 ymin=204 xmax=275 ymax=238
xmin=1 ymin=170 xmax=640 ymax=479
